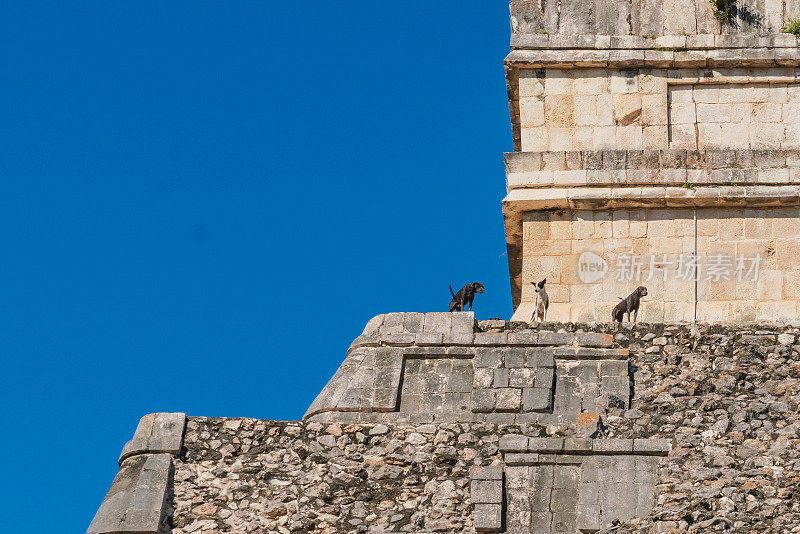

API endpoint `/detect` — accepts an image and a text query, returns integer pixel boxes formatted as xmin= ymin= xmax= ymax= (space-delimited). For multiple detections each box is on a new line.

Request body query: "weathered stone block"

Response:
xmin=496 ymin=388 xmax=523 ymax=411
xmin=499 ymin=433 xmax=530 ymax=452
xmin=509 ymin=367 xmax=534 ymax=387
xmin=402 ymin=312 xmax=424 ymax=333
xmin=474 ymin=503 xmax=502 ymax=532
xmin=88 ymin=453 xmax=173 ymax=534
xmin=537 ymin=330 xmax=575 ymax=345
xmin=471 ymin=389 xmax=497 ymax=413
xmin=534 ymin=366 xmax=554 ymax=388
xmin=575 ymin=332 xmax=613 ymax=347
xmin=593 ymin=438 xmax=633 ymax=453
xmin=414 ymin=332 xmax=443 ymax=346
xmin=507 ymin=331 xmax=539 ymax=345
xmin=361 ymin=314 xmax=384 ymax=335
xmin=120 ymin=413 xmax=186 ymax=464
xmin=599 ymin=359 xmax=628 ymax=377
xmin=472 ymin=466 xmax=503 ymax=481
xmin=474 ymin=332 xmax=509 ymax=345
xmin=522 ymin=387 xmax=553 ymax=412
xmin=504 ymin=348 xmax=526 ymax=368
xmin=526 ymin=347 xmax=556 ymax=368
xmin=443 ymin=332 xmax=474 ymax=345
xmin=381 ymin=312 xmax=405 ymax=334
xmin=564 ymin=438 xmax=592 ymax=453
xmin=494 ymin=368 xmax=509 ymax=388
xmin=528 ymin=437 xmax=564 ymax=453
xmin=633 ymin=438 xmax=672 ymax=455
xmin=471 ymin=479 xmax=503 ymax=504
xmin=475 ymin=348 xmax=503 ymax=368
xmin=505 ymin=452 xmax=541 ymax=465
xmin=576 ymin=503 xmax=601 ymax=532
xmin=576 ymin=413 xmax=602 ymax=438
xmin=450 ymin=311 xmax=475 ymax=334
xmin=422 ymin=312 xmax=451 ymax=334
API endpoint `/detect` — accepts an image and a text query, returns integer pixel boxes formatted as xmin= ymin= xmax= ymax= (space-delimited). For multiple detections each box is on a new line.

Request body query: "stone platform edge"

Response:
xmin=87 ymin=412 xmax=186 ymax=534
xmin=346 ymin=311 xmax=619 ymax=354
xmin=303 ymin=313 xmax=631 ymax=421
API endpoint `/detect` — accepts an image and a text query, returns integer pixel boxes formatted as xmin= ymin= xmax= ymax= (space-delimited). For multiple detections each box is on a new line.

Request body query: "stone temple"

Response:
xmin=88 ymin=3 xmax=800 ymax=534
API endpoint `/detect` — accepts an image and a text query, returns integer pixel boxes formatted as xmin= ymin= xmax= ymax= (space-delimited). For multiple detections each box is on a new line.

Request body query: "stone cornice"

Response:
xmin=505 ymin=48 xmax=800 ymax=70
xmin=505 ymin=149 xmax=800 ymax=190
xmin=511 ymin=33 xmax=800 ymax=51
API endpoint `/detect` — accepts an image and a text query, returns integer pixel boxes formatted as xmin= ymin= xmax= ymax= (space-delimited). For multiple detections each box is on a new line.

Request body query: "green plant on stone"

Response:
xmin=782 ymin=17 xmax=800 ymax=37
xmin=682 ymin=182 xmax=695 ymax=189
xmin=538 ymin=29 xmax=549 ymax=35
xmin=710 ymin=0 xmax=736 ymax=23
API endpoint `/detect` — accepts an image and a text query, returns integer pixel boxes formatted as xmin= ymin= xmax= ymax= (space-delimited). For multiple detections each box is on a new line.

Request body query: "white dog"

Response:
xmin=532 ymin=278 xmax=548 ymax=322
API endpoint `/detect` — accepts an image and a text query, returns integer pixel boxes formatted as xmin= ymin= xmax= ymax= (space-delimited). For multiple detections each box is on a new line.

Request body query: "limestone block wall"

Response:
xmin=670 ymin=82 xmax=800 ymax=149
xmin=516 ymin=207 xmax=800 ymax=323
xmin=518 ymin=67 xmax=800 ymax=152
xmin=519 ymin=68 xmax=667 ymax=151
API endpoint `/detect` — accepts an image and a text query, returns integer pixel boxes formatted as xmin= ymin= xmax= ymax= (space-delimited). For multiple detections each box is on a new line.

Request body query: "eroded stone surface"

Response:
xmin=168 ymin=322 xmax=800 ymax=533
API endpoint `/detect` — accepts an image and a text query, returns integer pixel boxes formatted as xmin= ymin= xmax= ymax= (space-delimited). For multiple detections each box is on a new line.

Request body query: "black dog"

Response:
xmin=449 ymin=282 xmax=484 ymax=312
xmin=612 ymin=286 xmax=648 ymax=323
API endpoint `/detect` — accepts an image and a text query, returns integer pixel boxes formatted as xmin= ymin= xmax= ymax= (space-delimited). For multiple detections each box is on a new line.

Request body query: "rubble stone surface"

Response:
xmin=169 ymin=322 xmax=800 ymax=533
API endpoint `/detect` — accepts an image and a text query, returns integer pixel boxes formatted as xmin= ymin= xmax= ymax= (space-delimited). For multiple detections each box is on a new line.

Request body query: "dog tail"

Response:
xmin=449 ymin=285 xmax=455 ymax=297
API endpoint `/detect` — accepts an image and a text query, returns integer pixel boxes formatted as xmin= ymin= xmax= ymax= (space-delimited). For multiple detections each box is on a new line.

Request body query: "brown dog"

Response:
xmin=612 ymin=286 xmax=647 ymax=323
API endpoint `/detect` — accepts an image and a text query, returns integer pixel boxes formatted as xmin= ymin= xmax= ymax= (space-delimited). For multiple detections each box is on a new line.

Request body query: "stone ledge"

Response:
xmin=505 ymin=149 xmax=800 ymax=190
xmin=554 ymin=347 xmax=630 ymax=360
xmin=503 ymin=184 xmax=800 ymax=210
xmin=119 ymin=412 xmax=187 ymax=465
xmin=505 ymin=48 xmax=800 ymax=69
xmin=509 ymin=33 xmax=800 ymax=51
xmin=348 ymin=314 xmax=622 ymax=354
xmin=499 ymin=435 xmax=672 ymax=456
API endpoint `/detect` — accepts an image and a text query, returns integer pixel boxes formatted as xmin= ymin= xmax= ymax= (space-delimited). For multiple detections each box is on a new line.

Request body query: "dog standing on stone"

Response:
xmin=612 ymin=286 xmax=648 ymax=323
xmin=532 ymin=278 xmax=549 ymax=322
xmin=449 ymin=282 xmax=484 ymax=312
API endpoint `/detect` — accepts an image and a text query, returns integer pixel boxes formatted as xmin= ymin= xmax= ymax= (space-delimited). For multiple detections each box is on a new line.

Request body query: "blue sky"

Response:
xmin=1 ymin=2 xmax=511 ymax=531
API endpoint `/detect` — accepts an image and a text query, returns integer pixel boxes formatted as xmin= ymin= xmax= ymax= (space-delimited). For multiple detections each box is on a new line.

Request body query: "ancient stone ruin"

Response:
xmin=504 ymin=0 xmax=800 ymax=323
xmin=88 ymin=2 xmax=800 ymax=533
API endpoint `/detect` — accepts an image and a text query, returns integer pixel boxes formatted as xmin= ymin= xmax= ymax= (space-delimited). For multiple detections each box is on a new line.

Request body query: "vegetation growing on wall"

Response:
xmin=710 ymin=0 xmax=736 ymax=24
xmin=782 ymin=17 xmax=800 ymax=37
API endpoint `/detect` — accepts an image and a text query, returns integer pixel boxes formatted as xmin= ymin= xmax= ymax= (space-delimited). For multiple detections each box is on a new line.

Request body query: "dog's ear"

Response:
xmin=541 ymin=278 xmax=546 ymax=285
